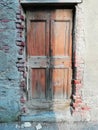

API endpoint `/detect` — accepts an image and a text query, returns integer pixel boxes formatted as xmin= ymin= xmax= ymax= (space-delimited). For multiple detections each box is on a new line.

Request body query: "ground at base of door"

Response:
xmin=0 ymin=122 xmax=98 ymax=130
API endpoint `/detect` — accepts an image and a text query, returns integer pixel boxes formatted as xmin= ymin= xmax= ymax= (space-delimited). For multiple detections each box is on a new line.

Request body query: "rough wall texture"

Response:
xmin=0 ymin=0 xmax=25 ymax=122
xmin=72 ymin=0 xmax=98 ymax=122
xmin=0 ymin=0 xmax=98 ymax=124
xmin=83 ymin=0 xmax=98 ymax=121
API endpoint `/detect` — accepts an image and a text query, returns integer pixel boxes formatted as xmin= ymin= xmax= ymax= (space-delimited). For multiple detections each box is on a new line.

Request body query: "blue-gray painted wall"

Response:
xmin=0 ymin=0 xmax=21 ymax=122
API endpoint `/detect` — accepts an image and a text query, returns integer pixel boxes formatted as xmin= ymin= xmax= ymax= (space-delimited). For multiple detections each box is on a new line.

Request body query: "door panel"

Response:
xmin=50 ymin=68 xmax=72 ymax=99
xmin=32 ymin=69 xmax=46 ymax=99
xmin=50 ymin=69 xmax=66 ymax=99
xmin=27 ymin=21 xmax=48 ymax=56
xmin=27 ymin=9 xmax=72 ymax=106
xmin=27 ymin=11 xmax=50 ymax=57
xmin=51 ymin=21 xmax=68 ymax=56
xmin=50 ymin=10 xmax=72 ymax=101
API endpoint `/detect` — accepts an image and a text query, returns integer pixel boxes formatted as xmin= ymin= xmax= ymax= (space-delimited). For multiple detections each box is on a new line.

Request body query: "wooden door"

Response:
xmin=27 ymin=9 xmax=72 ymax=109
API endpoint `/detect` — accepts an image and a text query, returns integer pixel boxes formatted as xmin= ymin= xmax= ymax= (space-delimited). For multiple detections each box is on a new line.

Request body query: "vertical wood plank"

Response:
xmin=27 ymin=21 xmax=46 ymax=56
xmin=32 ymin=69 xmax=46 ymax=99
xmin=27 ymin=9 xmax=72 ymax=102
xmin=27 ymin=11 xmax=50 ymax=100
xmin=50 ymin=69 xmax=70 ymax=99
xmin=50 ymin=9 xmax=72 ymax=99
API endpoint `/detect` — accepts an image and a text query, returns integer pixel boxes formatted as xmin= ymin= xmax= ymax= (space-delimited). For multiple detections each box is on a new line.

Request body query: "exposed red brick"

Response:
xmin=16 ymin=24 xmax=24 ymax=30
xmin=22 ymin=107 xmax=27 ymax=113
xmin=73 ymin=79 xmax=81 ymax=84
xmin=20 ymin=96 xmax=26 ymax=103
xmin=16 ymin=63 xmax=24 ymax=68
xmin=16 ymin=41 xmax=25 ymax=47
xmin=75 ymin=99 xmax=82 ymax=104
xmin=17 ymin=59 xmax=25 ymax=63
xmin=23 ymin=72 xmax=27 ymax=78
xmin=20 ymin=15 xmax=25 ymax=21
xmin=16 ymin=21 xmax=21 ymax=24
xmin=18 ymin=67 xmax=25 ymax=72
xmin=81 ymin=106 xmax=91 ymax=111
xmin=18 ymin=47 xmax=24 ymax=55
xmin=73 ymin=102 xmax=80 ymax=108
xmin=0 ymin=19 xmax=10 ymax=22
xmin=20 ymin=80 xmax=26 ymax=88
xmin=16 ymin=12 xmax=21 ymax=19
xmin=73 ymin=95 xmax=82 ymax=100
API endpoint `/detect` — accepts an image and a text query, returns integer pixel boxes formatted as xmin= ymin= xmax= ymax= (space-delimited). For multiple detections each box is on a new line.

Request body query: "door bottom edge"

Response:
xmin=20 ymin=110 xmax=72 ymax=122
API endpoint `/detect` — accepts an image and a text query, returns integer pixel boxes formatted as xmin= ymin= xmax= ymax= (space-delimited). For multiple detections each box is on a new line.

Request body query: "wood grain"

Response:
xmin=27 ymin=9 xmax=72 ymax=103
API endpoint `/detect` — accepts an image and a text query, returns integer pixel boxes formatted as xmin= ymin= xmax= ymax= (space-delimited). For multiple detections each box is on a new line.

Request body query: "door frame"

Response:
xmin=20 ymin=3 xmax=85 ymax=122
xmin=20 ymin=0 xmax=82 ymax=4
xmin=27 ymin=8 xmax=73 ymax=101
xmin=24 ymin=6 xmax=73 ymax=115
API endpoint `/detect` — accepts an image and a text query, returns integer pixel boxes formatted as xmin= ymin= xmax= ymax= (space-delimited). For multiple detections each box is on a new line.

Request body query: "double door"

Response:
xmin=27 ymin=9 xmax=72 ymax=109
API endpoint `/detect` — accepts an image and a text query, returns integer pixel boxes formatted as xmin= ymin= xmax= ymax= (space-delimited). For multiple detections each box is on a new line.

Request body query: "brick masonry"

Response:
xmin=71 ymin=5 xmax=90 ymax=120
xmin=0 ymin=0 xmax=98 ymax=124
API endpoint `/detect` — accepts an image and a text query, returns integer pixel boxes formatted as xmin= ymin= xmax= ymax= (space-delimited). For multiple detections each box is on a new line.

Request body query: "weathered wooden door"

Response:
xmin=27 ymin=9 xmax=72 ymax=110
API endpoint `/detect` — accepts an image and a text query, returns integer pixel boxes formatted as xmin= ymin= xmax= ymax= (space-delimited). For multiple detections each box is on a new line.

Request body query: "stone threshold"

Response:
xmin=20 ymin=111 xmax=72 ymax=122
